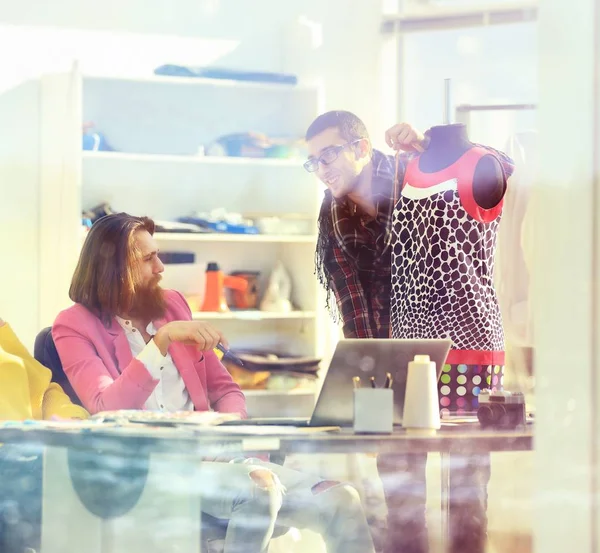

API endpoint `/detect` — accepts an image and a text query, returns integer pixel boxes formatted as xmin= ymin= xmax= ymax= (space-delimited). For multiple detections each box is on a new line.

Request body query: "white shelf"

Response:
xmin=154 ymin=232 xmax=316 ymax=244
xmin=82 ymin=150 xmax=305 ymax=168
xmin=29 ymin=69 xmax=329 ymax=400
xmin=242 ymin=389 xmax=315 ymax=397
xmin=192 ymin=311 xmax=316 ymax=321
xmin=84 ymin=73 xmax=317 ymax=93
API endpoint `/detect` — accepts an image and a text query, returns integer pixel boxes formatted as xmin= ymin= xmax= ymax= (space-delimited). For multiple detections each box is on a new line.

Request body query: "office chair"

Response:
xmin=34 ymin=327 xmax=81 ymax=406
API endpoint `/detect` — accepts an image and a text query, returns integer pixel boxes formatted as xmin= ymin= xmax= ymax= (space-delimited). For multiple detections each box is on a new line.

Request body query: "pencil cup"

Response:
xmin=353 ymin=388 xmax=394 ymax=434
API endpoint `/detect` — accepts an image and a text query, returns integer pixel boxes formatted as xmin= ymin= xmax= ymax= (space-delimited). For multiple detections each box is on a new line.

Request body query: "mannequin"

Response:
xmin=392 ymin=121 xmax=506 ymax=396
xmin=420 ymin=124 xmax=506 ymax=209
xmin=390 ymin=123 xmax=509 ymax=553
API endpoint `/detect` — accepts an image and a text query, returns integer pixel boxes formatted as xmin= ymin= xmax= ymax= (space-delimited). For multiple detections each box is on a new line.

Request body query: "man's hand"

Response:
xmin=0 ymin=318 xmax=4 ymax=327
xmin=385 ymin=123 xmax=426 ymax=153
xmin=154 ymin=321 xmax=228 ymax=356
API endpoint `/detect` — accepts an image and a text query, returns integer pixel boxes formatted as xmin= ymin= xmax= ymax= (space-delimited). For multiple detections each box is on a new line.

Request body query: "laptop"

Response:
xmin=222 ymin=338 xmax=452 ymax=427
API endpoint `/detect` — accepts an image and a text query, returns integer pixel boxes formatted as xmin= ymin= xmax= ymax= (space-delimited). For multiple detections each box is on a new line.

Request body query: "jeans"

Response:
xmin=197 ymin=457 xmax=376 ymax=553
xmin=1 ymin=445 xmax=375 ymax=553
xmin=377 ymin=453 xmax=491 ymax=553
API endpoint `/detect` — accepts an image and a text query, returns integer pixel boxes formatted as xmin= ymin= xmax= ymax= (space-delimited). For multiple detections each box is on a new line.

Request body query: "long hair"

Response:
xmin=69 ymin=213 xmax=155 ymax=326
xmin=314 ymin=190 xmax=339 ymax=320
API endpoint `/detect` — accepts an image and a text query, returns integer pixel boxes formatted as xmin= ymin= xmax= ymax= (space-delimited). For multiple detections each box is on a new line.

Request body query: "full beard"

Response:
xmin=128 ymin=278 xmax=167 ymax=322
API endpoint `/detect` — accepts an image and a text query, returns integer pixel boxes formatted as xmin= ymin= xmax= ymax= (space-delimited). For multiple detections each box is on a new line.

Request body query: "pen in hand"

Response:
xmin=216 ymin=343 xmax=244 ymax=367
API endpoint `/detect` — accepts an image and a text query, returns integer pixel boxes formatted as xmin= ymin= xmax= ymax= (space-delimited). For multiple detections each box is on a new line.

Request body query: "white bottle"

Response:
xmin=402 ymin=355 xmax=441 ymax=431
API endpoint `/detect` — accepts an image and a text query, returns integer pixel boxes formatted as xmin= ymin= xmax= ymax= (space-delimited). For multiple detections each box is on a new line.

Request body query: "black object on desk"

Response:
xmin=158 ymin=252 xmax=195 ymax=264
xmin=477 ymin=390 xmax=526 ymax=429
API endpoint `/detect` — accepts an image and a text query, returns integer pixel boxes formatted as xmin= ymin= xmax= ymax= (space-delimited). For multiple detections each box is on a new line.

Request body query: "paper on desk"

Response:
xmin=92 ymin=410 xmax=241 ymax=426
xmin=90 ymin=411 xmax=339 ymax=434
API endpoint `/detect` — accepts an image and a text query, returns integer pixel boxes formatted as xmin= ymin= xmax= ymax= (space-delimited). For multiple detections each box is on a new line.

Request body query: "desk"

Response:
xmin=0 ymin=423 xmax=533 ymax=456
xmin=0 ymin=424 xmax=532 ymax=553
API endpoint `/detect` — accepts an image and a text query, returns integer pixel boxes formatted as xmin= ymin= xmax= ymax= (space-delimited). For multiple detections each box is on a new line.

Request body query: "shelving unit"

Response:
xmin=29 ymin=67 xmax=331 ymax=417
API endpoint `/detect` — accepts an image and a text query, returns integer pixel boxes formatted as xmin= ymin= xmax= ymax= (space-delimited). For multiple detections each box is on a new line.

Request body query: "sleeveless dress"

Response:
xmin=391 ymin=147 xmax=506 ymax=415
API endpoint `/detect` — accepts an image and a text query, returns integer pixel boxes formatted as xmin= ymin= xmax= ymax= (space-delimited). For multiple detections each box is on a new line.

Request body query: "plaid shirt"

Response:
xmin=323 ymin=146 xmax=515 ymax=339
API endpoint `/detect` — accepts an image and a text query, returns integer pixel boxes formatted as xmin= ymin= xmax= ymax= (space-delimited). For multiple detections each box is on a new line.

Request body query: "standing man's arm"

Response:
xmin=327 ymin=242 xmax=376 ymax=339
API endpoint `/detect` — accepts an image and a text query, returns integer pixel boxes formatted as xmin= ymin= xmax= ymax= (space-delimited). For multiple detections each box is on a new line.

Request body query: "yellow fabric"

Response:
xmin=0 ymin=324 xmax=89 ymax=420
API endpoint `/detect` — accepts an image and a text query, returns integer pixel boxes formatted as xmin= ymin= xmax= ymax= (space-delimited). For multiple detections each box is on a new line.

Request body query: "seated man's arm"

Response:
xmin=53 ymin=312 xmax=160 ymax=415
xmin=169 ymin=290 xmax=247 ymax=417
xmin=204 ymin=351 xmax=247 ymax=418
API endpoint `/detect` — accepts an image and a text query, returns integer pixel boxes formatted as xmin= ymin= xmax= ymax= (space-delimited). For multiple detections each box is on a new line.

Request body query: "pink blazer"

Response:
xmin=52 ymin=289 xmax=247 ymax=417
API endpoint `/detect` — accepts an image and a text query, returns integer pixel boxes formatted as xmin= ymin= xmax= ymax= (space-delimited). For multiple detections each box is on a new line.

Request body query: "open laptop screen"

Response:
xmin=310 ymin=338 xmax=451 ymax=427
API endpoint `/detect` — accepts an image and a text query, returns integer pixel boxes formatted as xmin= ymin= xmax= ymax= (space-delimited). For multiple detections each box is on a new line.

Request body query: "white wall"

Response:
xmin=0 ymin=81 xmax=41 ymax=343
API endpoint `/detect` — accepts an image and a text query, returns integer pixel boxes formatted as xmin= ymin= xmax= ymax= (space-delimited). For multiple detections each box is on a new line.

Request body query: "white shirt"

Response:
xmin=115 ymin=317 xmax=194 ymax=412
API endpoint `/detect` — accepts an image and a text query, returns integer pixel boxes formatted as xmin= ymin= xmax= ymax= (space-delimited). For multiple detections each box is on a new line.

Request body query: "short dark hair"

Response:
xmin=69 ymin=213 xmax=155 ymax=325
xmin=305 ymin=110 xmax=370 ymax=144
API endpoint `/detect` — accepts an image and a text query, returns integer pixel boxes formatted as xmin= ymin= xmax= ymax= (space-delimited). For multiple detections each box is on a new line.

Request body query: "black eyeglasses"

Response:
xmin=303 ymin=140 xmax=362 ymax=173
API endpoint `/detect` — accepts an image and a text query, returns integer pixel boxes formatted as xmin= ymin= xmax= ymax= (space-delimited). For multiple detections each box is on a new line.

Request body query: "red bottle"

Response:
xmin=201 ymin=262 xmax=248 ymax=312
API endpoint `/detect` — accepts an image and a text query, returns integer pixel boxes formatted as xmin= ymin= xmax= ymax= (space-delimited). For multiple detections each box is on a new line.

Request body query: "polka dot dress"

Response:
xmin=391 ymin=148 xmax=506 ymax=412
xmin=438 ymin=363 xmax=503 ymax=415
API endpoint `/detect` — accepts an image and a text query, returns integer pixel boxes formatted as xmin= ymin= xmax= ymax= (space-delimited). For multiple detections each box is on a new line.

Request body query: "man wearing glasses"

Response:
xmin=305 ymin=112 xmax=426 ymax=553
xmin=304 ymin=111 xmax=423 ymax=341
xmin=304 ymin=111 xmax=515 ymax=553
